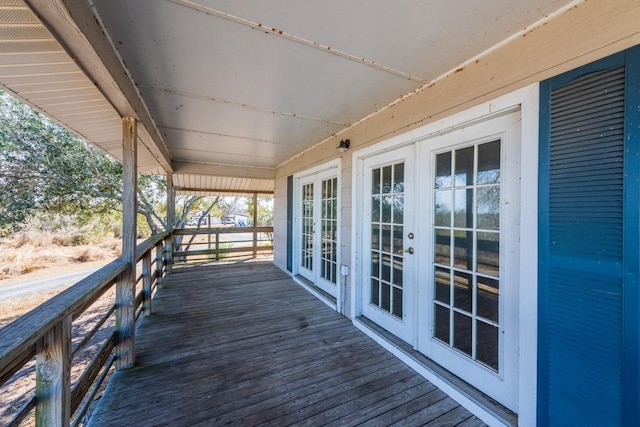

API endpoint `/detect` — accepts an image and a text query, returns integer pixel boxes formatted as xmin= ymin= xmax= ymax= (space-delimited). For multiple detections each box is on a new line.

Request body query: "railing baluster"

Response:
xmin=35 ymin=315 xmax=71 ymax=427
xmin=165 ymin=235 xmax=173 ymax=275
xmin=215 ymin=229 xmax=220 ymax=261
xmin=142 ymin=251 xmax=152 ymax=316
xmin=155 ymin=243 xmax=164 ymax=289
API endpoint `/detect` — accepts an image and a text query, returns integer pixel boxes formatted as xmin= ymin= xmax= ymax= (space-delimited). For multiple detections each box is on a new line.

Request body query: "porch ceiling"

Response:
xmin=3 ymin=0 xmax=574 ymax=192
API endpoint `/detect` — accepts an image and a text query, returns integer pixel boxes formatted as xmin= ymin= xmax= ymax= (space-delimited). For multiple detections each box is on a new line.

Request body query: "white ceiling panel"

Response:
xmin=0 ymin=0 xmax=581 ymax=192
xmin=192 ymin=0 xmax=569 ymax=80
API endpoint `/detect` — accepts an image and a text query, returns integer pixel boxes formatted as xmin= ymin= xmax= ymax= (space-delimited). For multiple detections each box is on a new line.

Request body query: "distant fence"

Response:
xmin=172 ymin=226 xmax=274 ymax=264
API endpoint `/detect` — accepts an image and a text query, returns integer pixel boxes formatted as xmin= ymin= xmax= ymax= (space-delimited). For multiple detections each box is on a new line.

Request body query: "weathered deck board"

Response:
xmin=88 ymin=261 xmax=486 ymax=427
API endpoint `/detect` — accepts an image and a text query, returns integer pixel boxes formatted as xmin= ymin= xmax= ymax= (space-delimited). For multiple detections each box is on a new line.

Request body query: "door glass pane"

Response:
xmin=392 ymin=256 xmax=403 ymax=287
xmin=434 ymin=228 xmax=451 ymax=265
xmin=371 ymin=251 xmax=380 ymax=279
xmin=434 ymin=304 xmax=450 ymax=344
xmin=393 ymin=195 xmax=404 ymax=224
xmin=370 ymin=162 xmax=405 ymax=319
xmin=477 ymin=276 xmax=499 ymax=322
xmin=477 ymin=232 xmax=499 ymax=276
xmin=453 ymin=270 xmax=473 ymax=313
xmin=371 ymin=279 xmax=380 ymax=305
xmin=432 ymin=140 xmax=501 ymax=372
xmin=454 ymin=189 xmax=473 ymax=228
xmin=453 ymin=230 xmax=473 ymax=270
xmin=371 ymin=224 xmax=380 ymax=250
xmin=301 ymin=183 xmax=314 ymax=271
xmin=382 ymin=195 xmax=392 ymax=223
xmin=435 ymin=151 xmax=452 ymax=188
xmin=477 ymin=187 xmax=500 ymax=230
xmin=454 ymin=146 xmax=474 ymax=187
xmin=476 ymin=321 xmax=499 ymax=370
xmin=320 ymin=177 xmax=338 ymax=283
xmin=477 ymin=140 xmax=501 ymax=184
xmin=453 ymin=312 xmax=472 ymax=356
xmin=434 ymin=190 xmax=451 ymax=226
xmin=392 ymin=287 xmax=403 ymax=318
xmin=434 ymin=267 xmax=450 ymax=303
xmin=382 ymin=166 xmax=392 ymax=193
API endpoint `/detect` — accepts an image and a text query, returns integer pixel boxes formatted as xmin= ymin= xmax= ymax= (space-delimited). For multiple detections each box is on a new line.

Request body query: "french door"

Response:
xmin=417 ymin=112 xmax=520 ymax=411
xmin=356 ymin=112 xmax=520 ymax=411
xmin=361 ymin=145 xmax=416 ymax=343
xmin=297 ymin=169 xmax=339 ymax=297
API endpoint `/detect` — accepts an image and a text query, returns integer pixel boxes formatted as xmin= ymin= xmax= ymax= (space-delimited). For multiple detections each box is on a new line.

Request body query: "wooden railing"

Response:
xmin=172 ymin=226 xmax=274 ymax=264
xmin=0 ymin=232 xmax=171 ymax=426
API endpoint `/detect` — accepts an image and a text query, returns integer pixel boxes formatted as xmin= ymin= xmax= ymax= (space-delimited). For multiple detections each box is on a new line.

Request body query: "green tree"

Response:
xmin=0 ymin=92 xmax=216 ymax=236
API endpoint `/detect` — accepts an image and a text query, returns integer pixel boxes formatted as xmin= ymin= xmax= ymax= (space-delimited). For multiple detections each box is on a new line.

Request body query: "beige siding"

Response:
xmin=273 ymin=174 xmax=289 ymax=272
xmin=273 ymin=0 xmax=640 ymax=311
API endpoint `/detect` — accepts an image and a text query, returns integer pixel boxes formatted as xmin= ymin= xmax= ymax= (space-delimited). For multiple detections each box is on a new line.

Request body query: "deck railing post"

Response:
xmin=142 ymin=251 xmax=152 ymax=316
xmin=253 ymin=192 xmax=258 ymax=258
xmin=35 ymin=315 xmax=71 ymax=427
xmin=116 ymin=117 xmax=137 ymax=370
xmin=166 ymin=172 xmax=175 ymax=275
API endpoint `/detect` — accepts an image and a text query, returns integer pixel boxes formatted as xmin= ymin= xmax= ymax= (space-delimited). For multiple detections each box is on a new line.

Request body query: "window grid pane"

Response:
xmin=370 ymin=163 xmax=405 ymax=319
xmin=301 ymin=183 xmax=314 ymax=271
xmin=432 ymin=140 xmax=501 ymax=372
xmin=320 ymin=177 xmax=338 ymax=283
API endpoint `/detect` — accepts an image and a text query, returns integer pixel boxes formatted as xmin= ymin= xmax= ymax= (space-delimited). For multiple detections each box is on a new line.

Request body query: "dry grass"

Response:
xmin=0 ymin=232 xmax=121 ymax=280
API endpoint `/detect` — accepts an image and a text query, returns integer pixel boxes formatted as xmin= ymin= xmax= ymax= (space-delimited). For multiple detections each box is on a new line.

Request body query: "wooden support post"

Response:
xmin=253 ymin=192 xmax=258 ymax=258
xmin=166 ymin=172 xmax=174 ymax=274
xmin=142 ymin=251 xmax=152 ymax=316
xmin=35 ymin=315 xmax=71 ymax=427
xmin=116 ymin=117 xmax=137 ymax=370
xmin=155 ymin=243 xmax=163 ymax=288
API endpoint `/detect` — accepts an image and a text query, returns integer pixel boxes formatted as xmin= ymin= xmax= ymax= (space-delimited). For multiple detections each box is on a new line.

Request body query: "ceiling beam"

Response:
xmin=173 ymin=161 xmax=275 ymax=180
xmin=23 ymin=0 xmax=173 ymax=173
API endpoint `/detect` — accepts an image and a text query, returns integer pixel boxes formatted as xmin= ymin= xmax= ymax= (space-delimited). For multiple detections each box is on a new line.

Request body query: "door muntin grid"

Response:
xmin=370 ymin=162 xmax=405 ymax=319
xmin=301 ymin=183 xmax=314 ymax=271
xmin=321 ymin=177 xmax=338 ymax=284
xmin=433 ymin=139 xmax=501 ymax=372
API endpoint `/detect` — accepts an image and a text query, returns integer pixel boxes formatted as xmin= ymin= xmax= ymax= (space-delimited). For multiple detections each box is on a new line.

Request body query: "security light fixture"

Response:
xmin=337 ymin=139 xmax=350 ymax=152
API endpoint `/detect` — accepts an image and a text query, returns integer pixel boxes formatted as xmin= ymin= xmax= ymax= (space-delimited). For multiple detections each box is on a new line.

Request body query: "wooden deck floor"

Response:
xmin=89 ymin=261 xmax=486 ymax=427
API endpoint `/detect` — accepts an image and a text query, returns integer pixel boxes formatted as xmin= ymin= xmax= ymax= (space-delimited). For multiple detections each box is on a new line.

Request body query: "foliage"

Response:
xmin=246 ymin=196 xmax=274 ymax=226
xmin=0 ymin=92 xmax=122 ymax=234
xmin=0 ymin=92 xmax=233 ymax=238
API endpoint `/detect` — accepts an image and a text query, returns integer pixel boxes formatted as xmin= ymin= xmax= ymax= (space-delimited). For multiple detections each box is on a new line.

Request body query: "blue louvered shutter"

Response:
xmin=539 ymin=49 xmax=640 ymax=426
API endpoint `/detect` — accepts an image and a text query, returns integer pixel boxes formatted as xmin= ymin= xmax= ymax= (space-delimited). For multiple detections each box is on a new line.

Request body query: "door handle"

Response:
xmin=404 ymin=247 xmax=414 ymax=255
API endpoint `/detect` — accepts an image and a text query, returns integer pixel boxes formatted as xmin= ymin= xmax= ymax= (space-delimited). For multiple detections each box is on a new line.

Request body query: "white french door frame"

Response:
xmin=350 ymin=85 xmax=540 ymax=424
xmin=415 ymin=112 xmax=521 ymax=411
xmin=292 ymin=159 xmax=342 ymax=310
xmin=360 ymin=145 xmax=417 ymax=344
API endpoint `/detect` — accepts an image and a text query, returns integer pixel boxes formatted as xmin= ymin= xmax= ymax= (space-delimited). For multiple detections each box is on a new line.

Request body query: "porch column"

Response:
xmin=166 ymin=172 xmax=175 ymax=274
xmin=116 ymin=117 xmax=137 ymax=370
xmin=252 ymin=192 xmax=258 ymax=258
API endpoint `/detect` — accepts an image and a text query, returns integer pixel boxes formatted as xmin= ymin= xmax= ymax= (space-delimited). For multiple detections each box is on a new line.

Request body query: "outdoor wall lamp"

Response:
xmin=337 ymin=139 xmax=350 ymax=152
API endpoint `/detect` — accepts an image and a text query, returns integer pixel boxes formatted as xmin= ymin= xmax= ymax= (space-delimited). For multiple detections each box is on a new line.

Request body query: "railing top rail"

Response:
xmin=135 ymin=231 xmax=170 ymax=262
xmin=173 ymin=226 xmax=273 ymax=236
xmin=0 ymin=232 xmax=167 ymax=383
